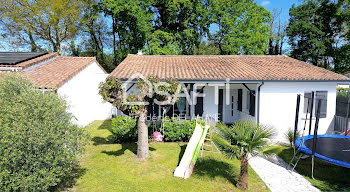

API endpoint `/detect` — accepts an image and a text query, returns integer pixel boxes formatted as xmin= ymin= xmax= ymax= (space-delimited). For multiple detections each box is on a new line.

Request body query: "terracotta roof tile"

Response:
xmin=110 ymin=55 xmax=349 ymax=81
xmin=23 ymin=56 xmax=98 ymax=89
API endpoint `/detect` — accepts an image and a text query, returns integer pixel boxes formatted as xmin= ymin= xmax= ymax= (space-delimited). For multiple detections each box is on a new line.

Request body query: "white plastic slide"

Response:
xmin=173 ymin=121 xmax=210 ymax=179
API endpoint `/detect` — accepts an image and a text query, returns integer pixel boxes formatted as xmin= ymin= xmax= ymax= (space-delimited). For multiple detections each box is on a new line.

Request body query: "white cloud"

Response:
xmin=261 ymin=1 xmax=271 ymax=6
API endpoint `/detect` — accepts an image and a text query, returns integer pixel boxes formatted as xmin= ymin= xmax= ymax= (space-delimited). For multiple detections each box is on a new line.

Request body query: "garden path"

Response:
xmin=249 ymin=155 xmax=320 ymax=192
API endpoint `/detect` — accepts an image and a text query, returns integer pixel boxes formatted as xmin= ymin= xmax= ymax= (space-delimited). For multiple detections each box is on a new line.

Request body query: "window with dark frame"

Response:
xmin=238 ymin=89 xmax=242 ymax=112
xmin=303 ymin=91 xmax=328 ymax=118
xmin=231 ymin=95 xmax=234 ymax=116
xmin=249 ymin=91 xmax=256 ymax=116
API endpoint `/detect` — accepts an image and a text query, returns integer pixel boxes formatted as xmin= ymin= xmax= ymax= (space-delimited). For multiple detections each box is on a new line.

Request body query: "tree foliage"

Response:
xmin=0 ymin=0 xmax=87 ymax=53
xmin=101 ymin=0 xmax=153 ymax=65
xmin=287 ymin=0 xmax=344 ymax=69
xmin=0 ymin=74 xmax=87 ymax=191
xmin=208 ymin=0 xmax=271 ymax=55
xmin=99 ymin=76 xmax=180 ymax=159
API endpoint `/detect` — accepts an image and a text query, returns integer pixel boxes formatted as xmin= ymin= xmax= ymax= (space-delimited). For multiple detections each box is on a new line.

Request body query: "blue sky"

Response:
xmin=256 ymin=0 xmax=300 ymax=21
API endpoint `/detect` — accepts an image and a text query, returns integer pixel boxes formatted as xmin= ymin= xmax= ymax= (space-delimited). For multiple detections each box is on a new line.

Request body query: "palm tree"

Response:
xmin=212 ymin=120 xmax=275 ymax=190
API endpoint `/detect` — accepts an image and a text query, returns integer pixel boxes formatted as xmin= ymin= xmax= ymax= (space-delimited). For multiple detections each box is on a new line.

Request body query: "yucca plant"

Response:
xmin=285 ymin=127 xmax=300 ymax=148
xmin=212 ymin=120 xmax=275 ymax=190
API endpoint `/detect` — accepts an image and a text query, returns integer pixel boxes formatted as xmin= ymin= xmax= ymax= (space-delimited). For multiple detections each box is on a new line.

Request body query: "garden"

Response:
xmin=2 ymin=74 xmax=349 ymax=192
xmin=69 ymin=120 xmax=269 ymax=192
xmin=276 ymin=146 xmax=350 ymax=191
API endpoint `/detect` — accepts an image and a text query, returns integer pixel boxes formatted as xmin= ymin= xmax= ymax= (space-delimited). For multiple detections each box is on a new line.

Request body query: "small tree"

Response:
xmin=212 ymin=121 xmax=274 ymax=190
xmin=0 ymin=74 xmax=87 ymax=191
xmin=99 ymin=76 xmax=179 ymax=159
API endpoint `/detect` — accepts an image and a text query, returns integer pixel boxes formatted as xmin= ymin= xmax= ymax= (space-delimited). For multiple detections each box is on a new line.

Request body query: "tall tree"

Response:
xmin=333 ymin=0 xmax=350 ymax=73
xmin=287 ymin=0 xmax=343 ymax=68
xmin=0 ymin=0 xmax=87 ymax=54
xmin=149 ymin=0 xmax=210 ymax=55
xmin=208 ymin=0 xmax=271 ymax=55
xmin=101 ymin=0 xmax=153 ymax=65
xmin=99 ymin=77 xmax=180 ymax=159
xmin=268 ymin=8 xmax=287 ymax=55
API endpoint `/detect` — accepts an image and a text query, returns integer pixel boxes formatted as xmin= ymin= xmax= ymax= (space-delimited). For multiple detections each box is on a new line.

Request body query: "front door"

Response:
xmin=218 ymin=89 xmax=223 ymax=121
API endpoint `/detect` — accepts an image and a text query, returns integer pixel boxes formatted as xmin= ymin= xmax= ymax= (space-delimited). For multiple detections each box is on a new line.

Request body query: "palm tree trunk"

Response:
xmin=237 ymin=153 xmax=249 ymax=190
xmin=137 ymin=109 xmax=149 ymax=159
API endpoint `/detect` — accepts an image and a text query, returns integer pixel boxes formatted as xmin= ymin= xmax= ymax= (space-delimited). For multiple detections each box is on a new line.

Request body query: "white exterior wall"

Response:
xmin=259 ymin=82 xmax=337 ymax=142
xmin=57 ymin=62 xmax=113 ymax=127
xmin=223 ymin=84 xmax=256 ymax=124
xmin=203 ymin=86 xmax=218 ymax=119
xmin=202 ymin=84 xmax=255 ymax=123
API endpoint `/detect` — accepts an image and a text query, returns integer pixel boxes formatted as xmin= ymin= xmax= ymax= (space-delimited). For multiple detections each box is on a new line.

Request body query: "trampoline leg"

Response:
xmin=311 ymin=156 xmax=315 ymax=179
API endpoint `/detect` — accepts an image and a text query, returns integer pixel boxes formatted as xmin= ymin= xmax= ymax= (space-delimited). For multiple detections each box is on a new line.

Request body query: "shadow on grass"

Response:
xmin=50 ymin=166 xmax=87 ymax=192
xmin=97 ymin=120 xmax=113 ymax=132
xmin=91 ymin=120 xmax=114 ymax=145
xmin=92 ymin=135 xmax=115 ymax=145
xmin=194 ymin=157 xmax=238 ymax=185
xmin=101 ymin=143 xmax=156 ymax=156
xmin=177 ymin=144 xmax=187 ymax=166
xmin=277 ymin=147 xmax=350 ymax=191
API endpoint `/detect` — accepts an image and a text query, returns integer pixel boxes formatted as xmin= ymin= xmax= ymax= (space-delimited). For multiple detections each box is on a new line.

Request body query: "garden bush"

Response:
xmin=160 ymin=117 xmax=202 ymax=142
xmin=111 ymin=116 xmax=204 ymax=143
xmin=111 ymin=116 xmax=137 ymax=142
xmin=0 ymin=74 xmax=87 ymax=191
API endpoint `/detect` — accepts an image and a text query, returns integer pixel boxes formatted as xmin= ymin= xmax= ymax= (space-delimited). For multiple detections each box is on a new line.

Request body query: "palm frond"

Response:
xmin=215 ymin=121 xmax=235 ymax=141
xmin=212 ymin=133 xmax=239 ymax=159
xmin=213 ymin=120 xmax=276 ymax=160
xmin=261 ymin=146 xmax=284 ymax=157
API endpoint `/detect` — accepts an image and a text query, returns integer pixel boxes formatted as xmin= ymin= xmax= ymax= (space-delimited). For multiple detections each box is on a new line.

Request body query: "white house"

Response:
xmin=109 ymin=55 xmax=350 ymax=141
xmin=0 ymin=52 xmax=113 ymax=126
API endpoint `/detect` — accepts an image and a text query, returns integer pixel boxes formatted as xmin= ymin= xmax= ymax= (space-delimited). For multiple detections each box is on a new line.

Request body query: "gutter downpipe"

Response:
xmin=257 ymin=81 xmax=264 ymax=123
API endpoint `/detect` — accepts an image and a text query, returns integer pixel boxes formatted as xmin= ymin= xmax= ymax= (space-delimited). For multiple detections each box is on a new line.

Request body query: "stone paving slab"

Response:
xmin=248 ymin=155 xmax=320 ymax=192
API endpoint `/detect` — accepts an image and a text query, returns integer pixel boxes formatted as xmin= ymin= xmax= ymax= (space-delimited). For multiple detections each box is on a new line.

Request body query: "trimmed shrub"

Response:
xmin=161 ymin=117 xmax=203 ymax=142
xmin=0 ymin=74 xmax=87 ymax=191
xmin=111 ymin=116 xmax=137 ymax=142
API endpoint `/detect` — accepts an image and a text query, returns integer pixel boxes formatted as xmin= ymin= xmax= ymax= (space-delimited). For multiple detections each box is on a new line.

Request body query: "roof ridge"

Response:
xmin=127 ymin=54 xmax=285 ymax=57
xmin=58 ymin=56 xmax=96 ymax=59
xmin=110 ymin=54 xmax=350 ymax=81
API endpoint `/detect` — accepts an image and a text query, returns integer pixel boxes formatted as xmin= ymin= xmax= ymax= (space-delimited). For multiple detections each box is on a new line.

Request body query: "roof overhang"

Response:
xmin=117 ymin=78 xmax=350 ymax=84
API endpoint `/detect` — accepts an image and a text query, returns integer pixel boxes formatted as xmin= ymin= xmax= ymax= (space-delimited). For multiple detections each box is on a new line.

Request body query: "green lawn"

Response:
xmin=70 ymin=120 xmax=268 ymax=192
xmin=276 ymin=146 xmax=350 ymax=191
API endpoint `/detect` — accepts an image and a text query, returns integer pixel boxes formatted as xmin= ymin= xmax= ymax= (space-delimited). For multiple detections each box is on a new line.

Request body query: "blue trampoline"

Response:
xmin=295 ymin=135 xmax=350 ymax=168
xmin=290 ymin=93 xmax=350 ymax=178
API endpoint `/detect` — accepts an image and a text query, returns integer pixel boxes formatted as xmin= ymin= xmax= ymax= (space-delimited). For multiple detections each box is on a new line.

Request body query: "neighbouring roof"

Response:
xmin=110 ymin=55 xmax=350 ymax=82
xmin=0 ymin=52 xmax=107 ymax=89
xmin=0 ymin=52 xmax=48 ymax=65
xmin=0 ymin=52 xmax=58 ymax=69
xmin=23 ymin=56 xmax=100 ymax=89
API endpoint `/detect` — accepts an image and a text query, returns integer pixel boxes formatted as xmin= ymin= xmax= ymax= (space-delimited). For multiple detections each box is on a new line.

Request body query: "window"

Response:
xmin=315 ymin=91 xmax=327 ymax=118
xmin=304 ymin=91 xmax=327 ymax=118
xmin=231 ymin=96 xmax=234 ymax=116
xmin=249 ymin=91 xmax=256 ymax=116
xmin=246 ymin=91 xmax=250 ymax=109
xmin=195 ymin=88 xmax=204 ymax=116
xmin=238 ymin=89 xmax=242 ymax=111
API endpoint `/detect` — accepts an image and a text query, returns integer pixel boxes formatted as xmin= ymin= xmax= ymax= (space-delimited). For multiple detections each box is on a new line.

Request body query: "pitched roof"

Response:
xmin=110 ymin=55 xmax=349 ymax=81
xmin=23 ymin=56 xmax=99 ymax=89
